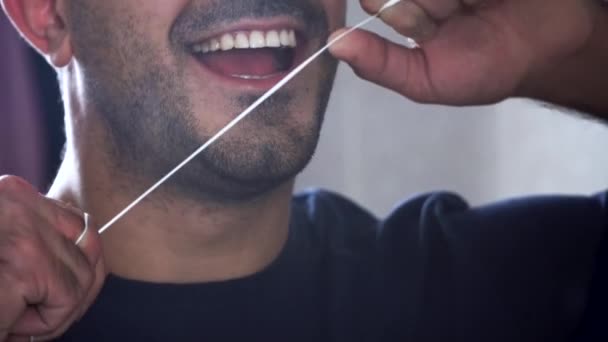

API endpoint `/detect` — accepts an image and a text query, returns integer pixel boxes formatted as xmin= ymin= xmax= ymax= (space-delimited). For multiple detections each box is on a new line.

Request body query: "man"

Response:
xmin=0 ymin=0 xmax=606 ymax=341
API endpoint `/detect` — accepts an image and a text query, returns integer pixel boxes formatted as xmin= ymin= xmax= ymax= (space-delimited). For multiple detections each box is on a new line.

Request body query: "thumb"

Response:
xmin=328 ymin=28 xmax=433 ymax=103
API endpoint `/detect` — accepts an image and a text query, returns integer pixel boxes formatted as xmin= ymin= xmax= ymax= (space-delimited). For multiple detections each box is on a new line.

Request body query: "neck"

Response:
xmin=48 ymin=138 xmax=294 ymax=284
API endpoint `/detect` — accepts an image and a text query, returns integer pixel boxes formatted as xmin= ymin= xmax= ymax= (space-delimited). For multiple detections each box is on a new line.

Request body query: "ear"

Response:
xmin=1 ymin=0 xmax=72 ymax=67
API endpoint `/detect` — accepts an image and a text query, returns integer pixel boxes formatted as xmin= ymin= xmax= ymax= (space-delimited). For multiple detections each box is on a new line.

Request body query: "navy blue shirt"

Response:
xmin=58 ymin=190 xmax=607 ymax=341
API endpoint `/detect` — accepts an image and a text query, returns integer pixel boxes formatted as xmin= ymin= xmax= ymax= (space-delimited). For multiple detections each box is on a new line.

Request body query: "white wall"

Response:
xmin=295 ymin=5 xmax=608 ymax=217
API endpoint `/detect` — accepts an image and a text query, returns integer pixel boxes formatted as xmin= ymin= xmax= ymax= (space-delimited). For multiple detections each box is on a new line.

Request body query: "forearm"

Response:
xmin=519 ymin=4 xmax=608 ymax=120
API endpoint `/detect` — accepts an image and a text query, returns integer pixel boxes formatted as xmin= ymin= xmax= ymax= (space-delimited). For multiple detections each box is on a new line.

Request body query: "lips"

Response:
xmin=188 ymin=21 xmax=309 ymax=89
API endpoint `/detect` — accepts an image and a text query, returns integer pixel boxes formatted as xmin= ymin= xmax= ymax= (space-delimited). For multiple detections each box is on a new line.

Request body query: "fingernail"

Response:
xmin=381 ymin=1 xmax=437 ymax=43
xmin=403 ymin=2 xmax=437 ymax=42
xmin=327 ymin=29 xmax=351 ymax=54
xmin=414 ymin=13 xmax=438 ymax=42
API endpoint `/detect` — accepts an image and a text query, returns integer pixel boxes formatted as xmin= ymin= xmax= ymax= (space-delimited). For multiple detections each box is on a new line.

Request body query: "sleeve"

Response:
xmin=376 ymin=192 xmax=607 ymax=342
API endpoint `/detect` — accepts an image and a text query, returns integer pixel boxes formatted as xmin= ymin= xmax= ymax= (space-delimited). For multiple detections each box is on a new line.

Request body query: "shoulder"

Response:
xmin=292 ymin=188 xmax=378 ymax=226
xmin=384 ymin=190 xmax=608 ymax=267
xmin=291 ymin=189 xmax=379 ymax=253
xmin=383 ymin=190 xmax=605 ymax=230
xmin=291 ymin=189 xmax=608 ymax=340
xmin=378 ymin=191 xmax=608 ymax=341
xmin=380 ymin=191 xmax=606 ymax=252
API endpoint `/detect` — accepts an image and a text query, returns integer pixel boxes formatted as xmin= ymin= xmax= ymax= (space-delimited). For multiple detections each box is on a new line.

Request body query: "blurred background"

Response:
xmin=2 ymin=6 xmax=608 ymax=218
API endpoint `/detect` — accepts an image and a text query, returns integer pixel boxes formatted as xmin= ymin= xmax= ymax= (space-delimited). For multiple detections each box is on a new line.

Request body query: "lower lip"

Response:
xmin=190 ymin=41 xmax=309 ymax=91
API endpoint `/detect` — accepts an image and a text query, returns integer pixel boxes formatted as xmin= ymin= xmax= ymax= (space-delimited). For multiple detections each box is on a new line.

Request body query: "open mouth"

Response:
xmin=191 ymin=28 xmax=304 ymax=84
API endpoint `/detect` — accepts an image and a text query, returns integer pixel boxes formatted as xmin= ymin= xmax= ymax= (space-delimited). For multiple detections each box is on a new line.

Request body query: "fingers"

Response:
xmin=40 ymin=198 xmax=90 ymax=244
xmin=360 ymin=0 xmax=488 ymax=43
xmin=77 ymin=253 xmax=106 ymax=322
xmin=46 ymin=206 xmax=101 ymax=269
xmin=10 ymin=256 xmax=105 ymax=341
xmin=329 ymin=28 xmax=432 ymax=102
xmin=0 ymin=176 xmax=105 ymax=341
xmin=37 ymin=256 xmax=106 ymax=342
xmin=7 ymin=229 xmax=92 ymax=337
xmin=364 ymin=0 xmax=485 ymax=20
xmin=330 ymin=0 xmax=495 ymax=103
xmin=410 ymin=0 xmax=465 ymax=20
xmin=363 ymin=0 xmax=438 ymax=42
xmin=0 ymin=278 xmax=26 ymax=341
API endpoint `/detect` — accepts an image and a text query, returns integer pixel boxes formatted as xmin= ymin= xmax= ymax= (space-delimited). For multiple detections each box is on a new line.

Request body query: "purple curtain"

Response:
xmin=0 ymin=13 xmax=47 ymax=189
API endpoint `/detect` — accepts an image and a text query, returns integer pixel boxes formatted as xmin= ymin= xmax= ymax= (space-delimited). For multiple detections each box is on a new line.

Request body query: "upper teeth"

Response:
xmin=193 ymin=29 xmax=297 ymax=54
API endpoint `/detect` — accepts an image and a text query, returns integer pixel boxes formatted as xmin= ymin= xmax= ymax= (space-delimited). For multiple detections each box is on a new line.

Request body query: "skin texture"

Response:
xmin=0 ymin=0 xmax=347 ymax=340
xmin=66 ymin=0 xmax=339 ymax=202
xmin=0 ymin=0 xmax=607 ymax=340
xmin=330 ymin=0 xmax=608 ymax=116
xmin=0 ymin=176 xmax=105 ymax=342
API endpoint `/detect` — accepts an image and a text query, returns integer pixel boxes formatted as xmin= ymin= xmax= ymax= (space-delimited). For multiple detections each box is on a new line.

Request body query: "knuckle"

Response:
xmin=1 ymin=227 xmax=45 ymax=288
xmin=44 ymin=202 xmax=88 ymax=243
xmin=0 ymin=176 xmax=36 ymax=195
xmin=53 ymin=210 xmax=81 ymax=236
xmin=2 ymin=201 xmax=31 ymax=225
xmin=10 ymin=238 xmax=45 ymax=277
xmin=11 ymin=229 xmax=42 ymax=262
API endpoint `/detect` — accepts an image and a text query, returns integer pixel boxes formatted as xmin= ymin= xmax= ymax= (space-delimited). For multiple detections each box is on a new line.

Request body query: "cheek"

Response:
xmin=131 ymin=0 xmax=188 ymax=22
xmin=324 ymin=0 xmax=347 ymax=30
xmin=103 ymin=0 xmax=189 ymax=55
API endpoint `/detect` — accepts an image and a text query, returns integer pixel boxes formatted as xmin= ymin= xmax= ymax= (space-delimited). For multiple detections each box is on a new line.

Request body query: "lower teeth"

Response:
xmin=230 ymin=74 xmax=281 ymax=80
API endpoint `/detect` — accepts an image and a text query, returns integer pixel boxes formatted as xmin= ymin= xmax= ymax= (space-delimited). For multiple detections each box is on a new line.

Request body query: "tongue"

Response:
xmin=199 ymin=48 xmax=293 ymax=77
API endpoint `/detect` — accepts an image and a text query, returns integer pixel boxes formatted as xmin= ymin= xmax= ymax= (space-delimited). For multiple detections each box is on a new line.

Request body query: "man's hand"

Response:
xmin=330 ymin=0 xmax=606 ymax=109
xmin=0 ymin=176 xmax=105 ymax=342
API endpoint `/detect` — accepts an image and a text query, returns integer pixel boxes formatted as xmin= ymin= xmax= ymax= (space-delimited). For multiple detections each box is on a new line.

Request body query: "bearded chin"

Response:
xmin=90 ymin=55 xmax=337 ymax=203
xmin=68 ymin=1 xmax=338 ymax=202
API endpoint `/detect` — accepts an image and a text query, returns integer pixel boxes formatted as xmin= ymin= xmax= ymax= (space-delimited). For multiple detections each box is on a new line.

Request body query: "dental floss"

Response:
xmin=75 ymin=213 xmax=90 ymax=245
xmin=98 ymin=0 xmax=407 ymax=235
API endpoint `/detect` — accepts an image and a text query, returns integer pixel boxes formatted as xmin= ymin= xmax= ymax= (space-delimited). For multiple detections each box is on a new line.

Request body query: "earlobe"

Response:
xmin=48 ymin=26 xmax=72 ymax=67
xmin=2 ymin=0 xmax=72 ymax=67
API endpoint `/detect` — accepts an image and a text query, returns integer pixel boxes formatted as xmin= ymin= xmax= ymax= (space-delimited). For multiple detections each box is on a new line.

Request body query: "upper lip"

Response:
xmin=185 ymin=16 xmax=309 ymax=47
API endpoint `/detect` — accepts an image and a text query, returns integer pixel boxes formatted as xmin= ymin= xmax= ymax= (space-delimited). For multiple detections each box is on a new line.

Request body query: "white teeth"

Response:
xmin=279 ymin=30 xmax=290 ymax=46
xmin=288 ymin=30 xmax=296 ymax=47
xmin=192 ymin=28 xmax=298 ymax=54
xmin=249 ymin=30 xmax=266 ymax=49
xmin=234 ymin=32 xmax=250 ymax=49
xmin=209 ymin=38 xmax=220 ymax=52
xmin=265 ymin=30 xmax=281 ymax=48
xmin=220 ymin=33 xmax=234 ymax=51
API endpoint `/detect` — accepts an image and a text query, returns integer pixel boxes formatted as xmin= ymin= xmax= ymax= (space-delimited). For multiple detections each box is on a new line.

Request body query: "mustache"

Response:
xmin=171 ymin=0 xmax=329 ymax=42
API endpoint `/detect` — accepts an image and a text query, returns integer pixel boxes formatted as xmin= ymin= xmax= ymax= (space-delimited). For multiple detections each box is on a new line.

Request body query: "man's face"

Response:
xmin=67 ymin=0 xmax=346 ymax=201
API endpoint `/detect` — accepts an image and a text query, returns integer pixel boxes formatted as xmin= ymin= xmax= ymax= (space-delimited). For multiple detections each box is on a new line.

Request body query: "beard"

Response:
xmin=67 ymin=0 xmax=338 ymax=202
